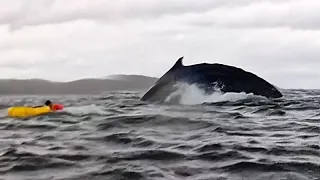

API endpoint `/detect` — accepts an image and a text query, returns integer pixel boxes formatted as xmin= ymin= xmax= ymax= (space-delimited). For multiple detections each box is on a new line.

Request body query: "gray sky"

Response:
xmin=0 ymin=0 xmax=319 ymax=89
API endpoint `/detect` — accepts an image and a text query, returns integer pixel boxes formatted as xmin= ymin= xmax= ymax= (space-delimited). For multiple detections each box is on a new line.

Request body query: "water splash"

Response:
xmin=63 ymin=104 xmax=108 ymax=115
xmin=165 ymin=82 xmax=262 ymax=105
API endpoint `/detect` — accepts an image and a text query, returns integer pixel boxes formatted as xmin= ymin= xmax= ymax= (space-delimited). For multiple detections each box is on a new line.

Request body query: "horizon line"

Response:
xmin=0 ymin=74 xmax=160 ymax=83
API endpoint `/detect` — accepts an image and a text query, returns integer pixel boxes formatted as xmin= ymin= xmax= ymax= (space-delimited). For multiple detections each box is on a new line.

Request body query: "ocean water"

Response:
xmin=0 ymin=85 xmax=319 ymax=180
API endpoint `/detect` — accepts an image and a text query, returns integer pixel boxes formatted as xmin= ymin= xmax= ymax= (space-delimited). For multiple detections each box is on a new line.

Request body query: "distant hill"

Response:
xmin=104 ymin=74 xmax=158 ymax=81
xmin=0 ymin=75 xmax=158 ymax=95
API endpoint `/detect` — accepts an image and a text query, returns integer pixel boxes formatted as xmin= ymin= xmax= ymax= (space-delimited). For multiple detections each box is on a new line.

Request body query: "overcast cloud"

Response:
xmin=0 ymin=0 xmax=320 ymax=89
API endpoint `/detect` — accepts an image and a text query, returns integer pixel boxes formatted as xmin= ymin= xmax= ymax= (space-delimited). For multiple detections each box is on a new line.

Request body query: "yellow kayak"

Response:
xmin=7 ymin=106 xmax=51 ymax=118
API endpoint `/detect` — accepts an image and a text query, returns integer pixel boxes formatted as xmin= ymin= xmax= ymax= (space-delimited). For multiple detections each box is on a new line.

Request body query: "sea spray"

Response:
xmin=165 ymin=82 xmax=259 ymax=105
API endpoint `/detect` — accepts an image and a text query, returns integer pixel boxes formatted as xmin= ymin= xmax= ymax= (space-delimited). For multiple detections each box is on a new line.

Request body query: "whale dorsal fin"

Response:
xmin=171 ymin=57 xmax=184 ymax=70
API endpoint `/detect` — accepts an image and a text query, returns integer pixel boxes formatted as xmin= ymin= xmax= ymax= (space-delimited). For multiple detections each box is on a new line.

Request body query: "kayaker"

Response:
xmin=45 ymin=100 xmax=64 ymax=111
xmin=32 ymin=100 xmax=63 ymax=111
xmin=32 ymin=100 xmax=53 ymax=109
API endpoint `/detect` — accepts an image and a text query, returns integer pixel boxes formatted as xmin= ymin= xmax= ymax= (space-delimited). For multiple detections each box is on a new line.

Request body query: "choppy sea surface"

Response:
xmin=0 ymin=86 xmax=319 ymax=180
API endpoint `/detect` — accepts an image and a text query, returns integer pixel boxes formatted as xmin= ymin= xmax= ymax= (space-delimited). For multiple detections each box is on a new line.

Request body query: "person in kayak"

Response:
xmin=32 ymin=100 xmax=64 ymax=111
xmin=32 ymin=100 xmax=53 ymax=109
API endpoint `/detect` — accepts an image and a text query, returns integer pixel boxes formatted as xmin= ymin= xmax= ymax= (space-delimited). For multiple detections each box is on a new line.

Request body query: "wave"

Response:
xmin=0 ymin=90 xmax=319 ymax=180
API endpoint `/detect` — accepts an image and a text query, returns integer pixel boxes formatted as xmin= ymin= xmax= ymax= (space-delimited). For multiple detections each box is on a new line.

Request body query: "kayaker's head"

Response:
xmin=45 ymin=100 xmax=52 ymax=108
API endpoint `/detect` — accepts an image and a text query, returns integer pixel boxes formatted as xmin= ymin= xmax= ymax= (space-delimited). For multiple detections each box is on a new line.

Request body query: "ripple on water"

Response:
xmin=0 ymin=90 xmax=319 ymax=180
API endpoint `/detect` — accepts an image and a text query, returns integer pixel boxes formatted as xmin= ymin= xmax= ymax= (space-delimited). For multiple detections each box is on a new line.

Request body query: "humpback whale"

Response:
xmin=140 ymin=57 xmax=283 ymax=102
